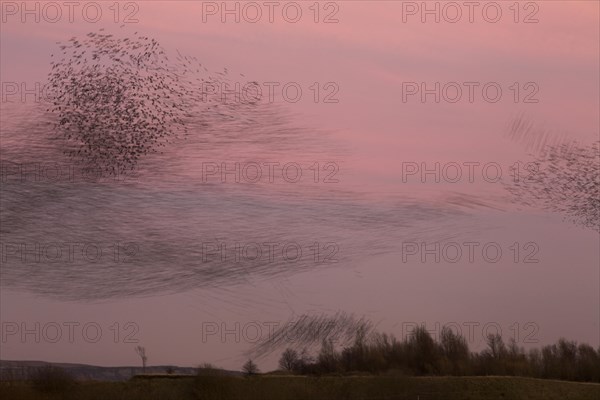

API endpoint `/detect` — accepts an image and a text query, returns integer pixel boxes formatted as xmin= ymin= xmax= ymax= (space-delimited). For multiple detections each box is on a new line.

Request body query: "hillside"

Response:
xmin=1 ymin=374 xmax=599 ymax=400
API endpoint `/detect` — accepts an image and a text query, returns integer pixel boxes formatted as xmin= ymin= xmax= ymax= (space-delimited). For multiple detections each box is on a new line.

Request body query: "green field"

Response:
xmin=2 ymin=375 xmax=599 ymax=400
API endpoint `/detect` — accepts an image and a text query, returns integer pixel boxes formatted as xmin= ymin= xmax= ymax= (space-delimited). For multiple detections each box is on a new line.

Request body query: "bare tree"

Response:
xmin=484 ymin=334 xmax=506 ymax=360
xmin=278 ymin=348 xmax=299 ymax=372
xmin=242 ymin=359 xmax=259 ymax=376
xmin=134 ymin=346 xmax=148 ymax=373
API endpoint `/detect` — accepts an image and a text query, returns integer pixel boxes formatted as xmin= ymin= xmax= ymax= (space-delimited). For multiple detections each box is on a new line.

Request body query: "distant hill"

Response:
xmin=0 ymin=360 xmax=239 ymax=381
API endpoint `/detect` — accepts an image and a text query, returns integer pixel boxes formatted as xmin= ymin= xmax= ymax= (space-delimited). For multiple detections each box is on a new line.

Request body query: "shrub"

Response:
xmin=30 ymin=365 xmax=75 ymax=394
xmin=194 ymin=363 xmax=232 ymax=400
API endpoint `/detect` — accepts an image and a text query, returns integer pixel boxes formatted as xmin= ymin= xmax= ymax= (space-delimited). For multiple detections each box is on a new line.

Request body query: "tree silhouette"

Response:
xmin=242 ymin=359 xmax=259 ymax=376
xmin=278 ymin=348 xmax=299 ymax=372
xmin=134 ymin=346 xmax=148 ymax=373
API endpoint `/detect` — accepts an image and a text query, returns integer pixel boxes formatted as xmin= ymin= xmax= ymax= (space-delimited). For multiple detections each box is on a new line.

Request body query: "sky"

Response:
xmin=0 ymin=1 xmax=599 ymax=371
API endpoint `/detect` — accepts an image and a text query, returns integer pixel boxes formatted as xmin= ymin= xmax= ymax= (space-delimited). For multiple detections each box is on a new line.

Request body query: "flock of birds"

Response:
xmin=44 ymin=29 xmax=599 ymax=234
xmin=1 ymin=29 xmax=481 ymax=304
xmin=46 ymin=29 xmax=259 ymax=176
xmin=248 ymin=311 xmax=375 ymax=358
xmin=505 ymin=117 xmax=600 ymax=232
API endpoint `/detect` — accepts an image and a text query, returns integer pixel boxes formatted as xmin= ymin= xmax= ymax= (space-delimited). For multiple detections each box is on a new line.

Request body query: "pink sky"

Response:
xmin=1 ymin=1 xmax=598 ymax=371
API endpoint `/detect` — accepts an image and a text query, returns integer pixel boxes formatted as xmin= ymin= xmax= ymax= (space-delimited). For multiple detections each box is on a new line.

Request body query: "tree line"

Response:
xmin=277 ymin=327 xmax=600 ymax=382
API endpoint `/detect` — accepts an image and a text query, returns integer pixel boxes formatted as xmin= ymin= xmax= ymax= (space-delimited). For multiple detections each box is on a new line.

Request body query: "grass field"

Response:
xmin=1 ymin=375 xmax=599 ymax=400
